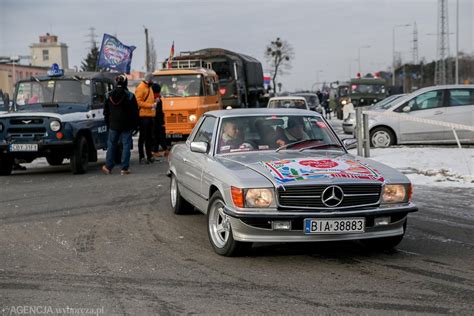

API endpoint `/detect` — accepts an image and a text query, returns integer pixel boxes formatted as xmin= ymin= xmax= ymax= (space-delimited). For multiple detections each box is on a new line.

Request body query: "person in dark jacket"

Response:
xmin=151 ymin=83 xmax=168 ymax=157
xmin=102 ymin=75 xmax=139 ymax=175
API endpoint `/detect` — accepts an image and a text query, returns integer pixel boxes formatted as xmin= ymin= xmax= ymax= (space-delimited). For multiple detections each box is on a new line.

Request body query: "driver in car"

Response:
xmin=219 ymin=120 xmax=254 ymax=152
xmin=276 ymin=116 xmax=310 ymax=146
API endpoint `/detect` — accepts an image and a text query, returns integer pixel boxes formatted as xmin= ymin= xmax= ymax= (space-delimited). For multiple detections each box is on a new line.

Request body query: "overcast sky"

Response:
xmin=1 ymin=0 xmax=473 ymax=90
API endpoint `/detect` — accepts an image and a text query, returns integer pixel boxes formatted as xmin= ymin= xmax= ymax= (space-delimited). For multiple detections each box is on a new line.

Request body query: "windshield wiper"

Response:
xmin=298 ymin=143 xmax=344 ymax=152
xmin=275 ymin=139 xmax=322 ymax=152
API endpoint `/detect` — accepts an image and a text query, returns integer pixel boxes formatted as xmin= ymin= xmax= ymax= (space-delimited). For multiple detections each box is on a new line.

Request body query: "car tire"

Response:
xmin=170 ymin=173 xmax=193 ymax=214
xmin=361 ymin=220 xmax=406 ymax=251
xmin=0 ymin=155 xmax=13 ymax=176
xmin=46 ymin=155 xmax=64 ymax=166
xmin=70 ymin=136 xmax=89 ymax=174
xmin=370 ymin=127 xmax=395 ymax=148
xmin=207 ymin=191 xmax=252 ymax=257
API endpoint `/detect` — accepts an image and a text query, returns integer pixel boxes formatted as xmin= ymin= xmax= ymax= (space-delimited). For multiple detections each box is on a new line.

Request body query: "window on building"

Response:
xmin=42 ymin=50 xmax=49 ymax=61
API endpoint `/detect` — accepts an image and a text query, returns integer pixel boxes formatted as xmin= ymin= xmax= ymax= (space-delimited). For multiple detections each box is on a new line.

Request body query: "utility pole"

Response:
xmin=455 ymin=0 xmax=459 ymax=84
xmin=144 ymin=26 xmax=150 ymax=72
xmin=435 ymin=0 xmax=451 ymax=85
xmin=412 ymin=22 xmax=419 ymax=64
xmin=87 ymin=27 xmax=98 ymax=49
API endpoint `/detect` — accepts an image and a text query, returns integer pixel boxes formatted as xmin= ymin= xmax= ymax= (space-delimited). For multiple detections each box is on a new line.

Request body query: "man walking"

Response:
xmin=135 ymin=74 xmax=156 ymax=164
xmin=102 ymin=75 xmax=139 ymax=175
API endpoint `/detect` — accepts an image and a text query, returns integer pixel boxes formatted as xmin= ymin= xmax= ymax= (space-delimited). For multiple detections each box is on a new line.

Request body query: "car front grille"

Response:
xmin=278 ymin=184 xmax=382 ymax=209
xmin=166 ymin=111 xmax=196 ymax=124
xmin=6 ymin=117 xmax=48 ymax=139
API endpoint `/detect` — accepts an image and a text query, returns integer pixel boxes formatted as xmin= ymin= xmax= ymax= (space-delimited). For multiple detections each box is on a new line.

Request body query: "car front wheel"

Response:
xmin=207 ymin=191 xmax=251 ymax=256
xmin=70 ymin=136 xmax=89 ymax=174
xmin=370 ymin=127 xmax=395 ymax=148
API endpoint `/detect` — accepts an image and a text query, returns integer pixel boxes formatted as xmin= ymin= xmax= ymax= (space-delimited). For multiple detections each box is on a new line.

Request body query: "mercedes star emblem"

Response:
xmin=321 ymin=185 xmax=344 ymax=207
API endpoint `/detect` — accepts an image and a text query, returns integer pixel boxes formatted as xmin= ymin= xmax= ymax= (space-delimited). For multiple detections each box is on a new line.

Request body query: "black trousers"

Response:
xmin=153 ymin=121 xmax=168 ymax=152
xmin=138 ymin=117 xmax=154 ymax=160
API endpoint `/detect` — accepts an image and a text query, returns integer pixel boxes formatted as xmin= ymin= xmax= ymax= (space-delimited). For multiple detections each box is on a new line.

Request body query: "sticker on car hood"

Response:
xmin=261 ymin=158 xmax=385 ymax=184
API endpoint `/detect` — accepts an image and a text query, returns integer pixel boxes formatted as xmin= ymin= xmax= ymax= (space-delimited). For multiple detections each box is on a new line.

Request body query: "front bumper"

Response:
xmin=224 ymin=203 xmax=417 ymax=243
xmin=0 ymin=141 xmax=74 ymax=156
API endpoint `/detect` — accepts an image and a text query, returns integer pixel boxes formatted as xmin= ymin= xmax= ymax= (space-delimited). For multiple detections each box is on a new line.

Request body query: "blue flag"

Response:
xmin=97 ymin=34 xmax=136 ymax=74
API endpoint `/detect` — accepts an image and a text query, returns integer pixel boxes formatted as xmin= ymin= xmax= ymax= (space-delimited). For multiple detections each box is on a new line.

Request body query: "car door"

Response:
xmin=398 ymin=89 xmax=450 ymax=143
xmin=182 ymin=116 xmax=217 ymax=204
xmin=445 ymin=88 xmax=474 ymax=142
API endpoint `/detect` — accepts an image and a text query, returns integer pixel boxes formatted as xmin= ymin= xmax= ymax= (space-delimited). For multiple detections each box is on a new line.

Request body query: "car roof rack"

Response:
xmin=163 ymin=59 xmax=212 ymax=70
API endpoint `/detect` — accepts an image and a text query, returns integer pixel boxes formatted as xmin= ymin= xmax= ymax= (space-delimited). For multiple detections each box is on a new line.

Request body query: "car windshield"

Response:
xmin=372 ymin=94 xmax=406 ymax=110
xmin=212 ymin=61 xmax=233 ymax=83
xmin=293 ymin=94 xmax=320 ymax=106
xmin=154 ymin=74 xmax=204 ymax=97
xmin=268 ymin=99 xmax=307 ymax=109
xmin=216 ymin=115 xmax=340 ymax=154
xmin=338 ymin=86 xmax=350 ymax=97
xmin=15 ymin=79 xmax=91 ymax=106
xmin=351 ymin=84 xmax=385 ymax=94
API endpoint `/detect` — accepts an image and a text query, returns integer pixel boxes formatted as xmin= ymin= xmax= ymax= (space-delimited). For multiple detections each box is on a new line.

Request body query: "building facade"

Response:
xmin=0 ymin=64 xmax=48 ymax=96
xmin=30 ymin=33 xmax=69 ymax=69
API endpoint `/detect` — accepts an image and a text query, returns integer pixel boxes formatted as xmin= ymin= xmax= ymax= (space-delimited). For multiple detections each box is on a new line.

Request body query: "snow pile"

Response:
xmin=351 ymin=147 xmax=474 ymax=188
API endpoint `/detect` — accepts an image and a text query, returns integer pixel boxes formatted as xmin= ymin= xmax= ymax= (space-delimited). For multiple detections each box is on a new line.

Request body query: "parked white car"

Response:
xmin=367 ymin=85 xmax=474 ymax=147
xmin=267 ymin=96 xmax=309 ymax=110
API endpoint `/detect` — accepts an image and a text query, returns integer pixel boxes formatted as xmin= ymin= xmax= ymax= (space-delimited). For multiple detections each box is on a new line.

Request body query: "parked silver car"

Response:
xmin=168 ymin=109 xmax=417 ymax=256
xmin=367 ymin=85 xmax=474 ymax=147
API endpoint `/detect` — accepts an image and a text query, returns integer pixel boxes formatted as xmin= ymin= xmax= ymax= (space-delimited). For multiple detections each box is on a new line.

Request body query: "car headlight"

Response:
xmin=50 ymin=120 xmax=61 ymax=132
xmin=382 ymin=184 xmax=410 ymax=203
xmin=341 ymin=100 xmax=347 ymax=105
xmin=245 ymin=188 xmax=273 ymax=208
xmin=189 ymin=114 xmax=197 ymax=123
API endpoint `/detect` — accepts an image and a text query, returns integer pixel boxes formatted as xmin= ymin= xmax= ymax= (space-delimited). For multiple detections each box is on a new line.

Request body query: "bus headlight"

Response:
xmin=50 ymin=120 xmax=61 ymax=132
xmin=189 ymin=114 xmax=197 ymax=123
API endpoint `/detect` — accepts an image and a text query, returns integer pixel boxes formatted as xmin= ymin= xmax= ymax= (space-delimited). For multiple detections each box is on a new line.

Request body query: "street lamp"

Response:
xmin=392 ymin=24 xmax=411 ymax=86
xmin=455 ymin=0 xmax=459 ymax=84
xmin=358 ymin=45 xmax=370 ymax=75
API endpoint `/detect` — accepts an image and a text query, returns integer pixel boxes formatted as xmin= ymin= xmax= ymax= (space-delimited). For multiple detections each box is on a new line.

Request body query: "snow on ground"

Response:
xmin=350 ymin=146 xmax=474 ymax=188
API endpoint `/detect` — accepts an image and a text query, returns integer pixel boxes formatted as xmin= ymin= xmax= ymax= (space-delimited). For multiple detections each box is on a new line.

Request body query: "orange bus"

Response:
xmin=152 ymin=60 xmax=223 ymax=142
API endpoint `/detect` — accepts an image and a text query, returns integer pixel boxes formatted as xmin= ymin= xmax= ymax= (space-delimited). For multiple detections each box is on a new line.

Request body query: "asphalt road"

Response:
xmin=0 ymin=153 xmax=473 ymax=315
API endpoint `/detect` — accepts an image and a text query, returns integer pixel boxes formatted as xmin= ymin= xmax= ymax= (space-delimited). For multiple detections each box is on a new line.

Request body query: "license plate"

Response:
xmin=304 ymin=218 xmax=365 ymax=234
xmin=167 ymin=134 xmax=183 ymax=139
xmin=9 ymin=144 xmax=38 ymax=152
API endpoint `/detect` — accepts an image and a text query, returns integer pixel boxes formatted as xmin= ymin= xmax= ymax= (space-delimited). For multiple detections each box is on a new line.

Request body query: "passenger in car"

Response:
xmin=255 ymin=120 xmax=279 ymax=149
xmin=219 ymin=120 xmax=253 ymax=152
xmin=275 ymin=116 xmax=309 ymax=146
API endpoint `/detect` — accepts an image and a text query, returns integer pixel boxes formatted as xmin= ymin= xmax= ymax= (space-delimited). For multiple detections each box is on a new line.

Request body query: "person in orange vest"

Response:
xmin=135 ymin=73 xmax=156 ymax=164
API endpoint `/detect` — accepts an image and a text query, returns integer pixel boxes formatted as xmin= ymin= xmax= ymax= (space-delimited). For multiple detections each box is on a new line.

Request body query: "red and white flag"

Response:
xmin=167 ymin=41 xmax=175 ymax=69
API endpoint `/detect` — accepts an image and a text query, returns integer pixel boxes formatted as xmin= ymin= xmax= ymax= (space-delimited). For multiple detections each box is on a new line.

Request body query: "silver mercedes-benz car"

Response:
xmin=167 ymin=109 xmax=417 ymax=256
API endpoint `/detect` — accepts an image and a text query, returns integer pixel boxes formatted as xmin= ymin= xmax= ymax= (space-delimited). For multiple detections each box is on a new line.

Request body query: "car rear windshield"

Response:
xmin=15 ymin=79 xmax=91 ymax=106
xmin=268 ymin=99 xmax=307 ymax=109
xmin=154 ymin=74 xmax=204 ymax=97
xmin=216 ymin=115 xmax=339 ymax=154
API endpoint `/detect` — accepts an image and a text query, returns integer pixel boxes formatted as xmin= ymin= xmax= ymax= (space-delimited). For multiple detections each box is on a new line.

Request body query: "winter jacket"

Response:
xmin=135 ymin=81 xmax=156 ymax=118
xmin=104 ymin=88 xmax=139 ymax=132
xmin=154 ymin=94 xmax=165 ymax=126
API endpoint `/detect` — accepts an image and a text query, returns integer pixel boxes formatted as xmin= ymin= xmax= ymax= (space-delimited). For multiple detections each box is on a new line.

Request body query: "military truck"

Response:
xmin=0 ymin=65 xmax=117 ymax=175
xmin=169 ymin=48 xmax=265 ymax=108
xmin=335 ymin=82 xmax=350 ymax=119
xmin=349 ymin=77 xmax=387 ymax=107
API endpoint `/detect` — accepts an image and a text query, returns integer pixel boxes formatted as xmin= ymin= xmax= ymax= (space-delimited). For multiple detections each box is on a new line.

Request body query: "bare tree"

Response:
xmin=265 ymin=37 xmax=294 ymax=93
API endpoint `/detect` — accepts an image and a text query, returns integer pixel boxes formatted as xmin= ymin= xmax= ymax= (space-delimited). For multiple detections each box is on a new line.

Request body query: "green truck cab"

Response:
xmin=349 ymin=77 xmax=387 ymax=107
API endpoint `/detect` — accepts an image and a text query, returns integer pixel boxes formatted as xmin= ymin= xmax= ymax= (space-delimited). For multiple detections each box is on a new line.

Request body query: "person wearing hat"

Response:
xmin=135 ymin=73 xmax=156 ymax=164
xmin=102 ymin=75 xmax=139 ymax=175
xmin=151 ymin=83 xmax=169 ymax=157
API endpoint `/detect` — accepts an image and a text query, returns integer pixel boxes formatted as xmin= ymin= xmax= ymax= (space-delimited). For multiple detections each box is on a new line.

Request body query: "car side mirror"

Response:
xmin=342 ymin=138 xmax=357 ymax=150
xmin=402 ymin=106 xmax=410 ymax=113
xmin=190 ymin=141 xmax=209 ymax=154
